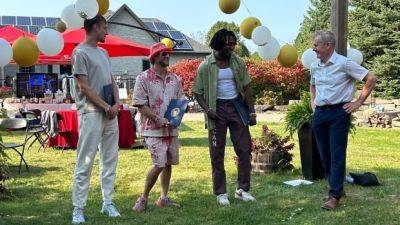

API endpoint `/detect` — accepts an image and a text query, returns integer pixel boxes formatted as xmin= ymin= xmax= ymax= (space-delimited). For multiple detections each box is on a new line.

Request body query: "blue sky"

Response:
xmin=0 ymin=0 xmax=312 ymax=52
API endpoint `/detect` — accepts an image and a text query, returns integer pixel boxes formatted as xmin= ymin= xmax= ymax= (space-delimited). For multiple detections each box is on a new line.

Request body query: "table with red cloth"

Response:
xmin=49 ymin=110 xmax=135 ymax=148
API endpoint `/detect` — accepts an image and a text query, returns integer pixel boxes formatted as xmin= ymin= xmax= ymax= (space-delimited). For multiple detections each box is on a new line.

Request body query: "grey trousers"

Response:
xmin=72 ymin=112 xmax=119 ymax=208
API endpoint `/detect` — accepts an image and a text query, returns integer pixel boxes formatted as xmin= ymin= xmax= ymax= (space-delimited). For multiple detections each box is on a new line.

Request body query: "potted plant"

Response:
xmin=251 ymin=125 xmax=294 ymax=173
xmin=284 ymin=92 xmax=324 ymax=180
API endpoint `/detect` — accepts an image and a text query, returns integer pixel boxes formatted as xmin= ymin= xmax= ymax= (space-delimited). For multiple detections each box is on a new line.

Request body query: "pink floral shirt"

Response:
xmin=133 ymin=68 xmax=185 ymax=137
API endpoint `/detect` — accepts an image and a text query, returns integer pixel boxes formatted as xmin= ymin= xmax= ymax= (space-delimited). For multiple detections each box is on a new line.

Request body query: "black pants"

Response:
xmin=208 ymin=99 xmax=252 ymax=195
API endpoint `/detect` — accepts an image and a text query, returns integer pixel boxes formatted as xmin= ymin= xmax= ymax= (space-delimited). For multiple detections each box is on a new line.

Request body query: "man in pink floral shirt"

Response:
xmin=132 ymin=42 xmax=184 ymax=212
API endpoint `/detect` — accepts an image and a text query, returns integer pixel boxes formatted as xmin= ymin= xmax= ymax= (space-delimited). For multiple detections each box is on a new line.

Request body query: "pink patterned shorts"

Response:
xmin=145 ymin=136 xmax=179 ymax=167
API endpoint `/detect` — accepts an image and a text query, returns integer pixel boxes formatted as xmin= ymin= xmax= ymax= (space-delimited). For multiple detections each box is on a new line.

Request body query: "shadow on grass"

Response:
xmin=179 ymin=122 xmax=195 ymax=132
xmin=7 ymin=165 xmax=62 ymax=178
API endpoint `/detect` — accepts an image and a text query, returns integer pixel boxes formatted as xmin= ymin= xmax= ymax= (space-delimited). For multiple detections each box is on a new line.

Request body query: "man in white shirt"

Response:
xmin=310 ymin=30 xmax=377 ymax=210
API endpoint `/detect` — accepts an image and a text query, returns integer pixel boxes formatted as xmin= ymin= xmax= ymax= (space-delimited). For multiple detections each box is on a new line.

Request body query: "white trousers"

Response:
xmin=72 ymin=112 xmax=119 ymax=208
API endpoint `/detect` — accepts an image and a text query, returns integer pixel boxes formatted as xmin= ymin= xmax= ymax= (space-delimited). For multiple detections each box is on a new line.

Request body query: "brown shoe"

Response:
xmin=322 ymin=197 xmax=340 ymax=210
xmin=154 ymin=196 xmax=181 ymax=208
xmin=132 ymin=196 xmax=148 ymax=212
xmin=323 ymin=191 xmax=346 ymax=201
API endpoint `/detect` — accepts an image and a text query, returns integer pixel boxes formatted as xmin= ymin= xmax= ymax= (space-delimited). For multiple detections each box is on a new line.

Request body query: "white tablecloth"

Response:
xmin=4 ymin=102 xmax=76 ymax=112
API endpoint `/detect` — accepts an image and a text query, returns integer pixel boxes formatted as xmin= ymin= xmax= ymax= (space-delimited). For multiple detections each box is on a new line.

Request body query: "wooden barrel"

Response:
xmin=251 ymin=151 xmax=283 ymax=173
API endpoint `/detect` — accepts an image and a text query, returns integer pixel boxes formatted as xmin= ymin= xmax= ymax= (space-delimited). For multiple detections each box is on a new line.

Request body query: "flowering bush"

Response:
xmin=245 ymin=59 xmax=309 ymax=104
xmin=0 ymin=86 xmax=13 ymax=99
xmin=170 ymin=57 xmax=309 ymax=103
xmin=169 ymin=58 xmax=202 ymax=97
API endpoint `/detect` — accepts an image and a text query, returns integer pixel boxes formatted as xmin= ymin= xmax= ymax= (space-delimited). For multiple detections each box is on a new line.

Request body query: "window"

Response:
xmin=47 ymin=65 xmax=53 ymax=73
xmin=19 ymin=66 xmax=35 ymax=73
xmin=142 ymin=59 xmax=150 ymax=71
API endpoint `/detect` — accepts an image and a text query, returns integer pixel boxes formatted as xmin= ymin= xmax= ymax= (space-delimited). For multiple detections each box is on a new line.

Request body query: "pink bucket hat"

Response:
xmin=149 ymin=42 xmax=172 ymax=63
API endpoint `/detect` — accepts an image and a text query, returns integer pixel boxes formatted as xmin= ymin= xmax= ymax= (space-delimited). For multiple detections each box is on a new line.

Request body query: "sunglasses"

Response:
xmin=160 ymin=52 xmax=170 ymax=57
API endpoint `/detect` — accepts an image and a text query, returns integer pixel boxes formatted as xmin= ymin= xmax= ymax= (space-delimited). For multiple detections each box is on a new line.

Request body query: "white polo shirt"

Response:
xmin=310 ymin=51 xmax=369 ymax=106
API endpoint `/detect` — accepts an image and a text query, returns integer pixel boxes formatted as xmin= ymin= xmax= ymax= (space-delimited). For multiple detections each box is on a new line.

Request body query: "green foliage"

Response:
xmin=349 ymin=0 xmax=400 ymax=98
xmin=284 ymin=92 xmax=313 ymax=138
xmin=250 ymin=52 xmax=262 ymax=61
xmin=0 ymin=151 xmax=10 ymax=199
xmin=296 ymin=0 xmax=400 ymax=98
xmin=205 ymin=21 xmax=250 ymax=57
xmin=254 ymin=90 xmax=284 ymax=105
xmin=294 ymin=0 xmax=331 ymax=55
xmin=205 ymin=21 xmax=241 ymax=45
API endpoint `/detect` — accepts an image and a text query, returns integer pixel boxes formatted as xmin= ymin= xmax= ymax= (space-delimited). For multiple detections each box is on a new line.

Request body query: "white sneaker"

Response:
xmin=235 ymin=189 xmax=256 ymax=202
xmin=72 ymin=207 xmax=85 ymax=224
xmin=216 ymin=193 xmax=230 ymax=206
xmin=101 ymin=203 xmax=121 ymax=217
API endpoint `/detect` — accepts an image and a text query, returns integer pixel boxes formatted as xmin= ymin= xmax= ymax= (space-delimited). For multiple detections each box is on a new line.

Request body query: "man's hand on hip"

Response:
xmin=343 ymin=100 xmax=362 ymax=113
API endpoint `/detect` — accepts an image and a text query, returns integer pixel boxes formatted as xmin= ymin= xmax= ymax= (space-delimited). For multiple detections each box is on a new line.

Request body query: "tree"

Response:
xmin=205 ymin=21 xmax=250 ymax=57
xmin=349 ymin=0 xmax=400 ymax=98
xmin=295 ymin=0 xmax=331 ymax=55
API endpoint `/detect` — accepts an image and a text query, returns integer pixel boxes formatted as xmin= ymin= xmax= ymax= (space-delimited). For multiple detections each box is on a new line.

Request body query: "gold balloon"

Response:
xmin=219 ymin=0 xmax=240 ymax=14
xmin=277 ymin=44 xmax=298 ymax=68
xmin=240 ymin=17 xmax=261 ymax=39
xmin=56 ymin=20 xmax=67 ymax=33
xmin=12 ymin=37 xmax=39 ymax=67
xmin=97 ymin=0 xmax=110 ymax=15
xmin=161 ymin=38 xmax=174 ymax=50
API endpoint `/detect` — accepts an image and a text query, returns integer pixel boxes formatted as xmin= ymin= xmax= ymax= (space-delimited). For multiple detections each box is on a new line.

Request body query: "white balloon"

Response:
xmin=348 ymin=48 xmax=363 ymax=65
xmin=251 ymin=26 xmax=271 ymax=46
xmin=0 ymin=38 xmax=12 ymax=67
xmin=37 ymin=28 xmax=64 ymax=56
xmin=61 ymin=4 xmax=84 ymax=30
xmin=258 ymin=37 xmax=280 ymax=61
xmin=75 ymin=0 xmax=99 ymax=20
xmin=301 ymin=48 xmax=318 ymax=69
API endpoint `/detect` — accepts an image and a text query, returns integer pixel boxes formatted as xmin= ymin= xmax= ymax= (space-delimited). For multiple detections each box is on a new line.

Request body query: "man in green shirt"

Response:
xmin=193 ymin=29 xmax=257 ymax=206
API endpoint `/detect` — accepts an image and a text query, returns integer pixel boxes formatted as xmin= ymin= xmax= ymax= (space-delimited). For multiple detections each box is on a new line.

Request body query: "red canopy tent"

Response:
xmin=0 ymin=25 xmax=35 ymax=43
xmin=60 ymin=28 xmax=150 ymax=58
xmin=0 ymin=26 xmax=150 ymax=65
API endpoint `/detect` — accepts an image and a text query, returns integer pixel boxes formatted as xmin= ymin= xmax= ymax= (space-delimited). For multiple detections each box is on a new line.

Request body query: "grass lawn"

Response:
xmin=0 ymin=121 xmax=399 ymax=225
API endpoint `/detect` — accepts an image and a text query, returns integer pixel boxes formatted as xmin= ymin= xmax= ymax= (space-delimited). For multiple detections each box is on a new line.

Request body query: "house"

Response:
xmin=0 ymin=4 xmax=210 ymax=88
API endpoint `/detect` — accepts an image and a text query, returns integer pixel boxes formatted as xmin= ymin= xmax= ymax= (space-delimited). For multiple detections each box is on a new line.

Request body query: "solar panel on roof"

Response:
xmin=144 ymin=22 xmax=156 ymax=31
xmin=2 ymin=16 xmax=16 ymax=25
xmin=169 ymin=31 xmax=185 ymax=40
xmin=31 ymin=17 xmax=46 ymax=26
xmin=154 ymin=22 xmax=168 ymax=30
xmin=157 ymin=30 xmax=170 ymax=39
xmin=46 ymin=17 xmax=58 ymax=27
xmin=175 ymin=40 xmax=192 ymax=50
xmin=29 ymin=25 xmax=43 ymax=35
xmin=142 ymin=19 xmax=193 ymax=51
xmin=15 ymin=25 xmax=30 ymax=33
xmin=17 ymin=16 xmax=31 ymax=25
